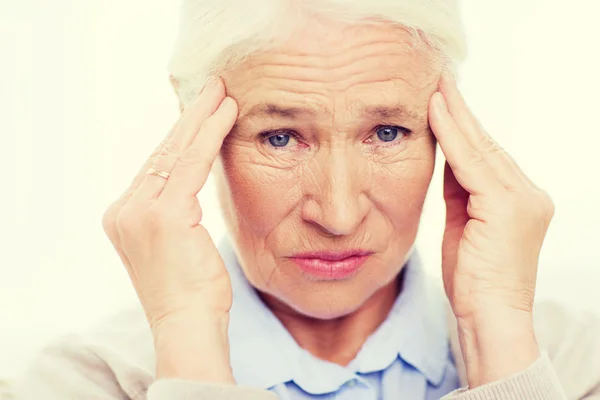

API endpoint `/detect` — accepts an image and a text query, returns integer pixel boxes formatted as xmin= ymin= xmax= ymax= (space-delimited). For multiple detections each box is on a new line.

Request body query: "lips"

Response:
xmin=289 ymin=250 xmax=372 ymax=280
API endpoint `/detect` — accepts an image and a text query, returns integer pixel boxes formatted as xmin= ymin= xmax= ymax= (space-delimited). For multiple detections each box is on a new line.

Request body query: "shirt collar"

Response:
xmin=218 ymin=236 xmax=450 ymax=393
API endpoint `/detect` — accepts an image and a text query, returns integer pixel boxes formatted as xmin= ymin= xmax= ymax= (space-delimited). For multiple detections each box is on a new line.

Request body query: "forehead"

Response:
xmin=222 ymin=20 xmax=441 ymax=121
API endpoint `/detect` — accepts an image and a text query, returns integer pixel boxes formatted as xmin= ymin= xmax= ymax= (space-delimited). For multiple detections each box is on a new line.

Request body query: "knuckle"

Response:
xmin=178 ymin=147 xmax=206 ymax=166
xmin=102 ymin=202 xmax=117 ymax=226
xmin=478 ymin=135 xmax=502 ymax=154
xmin=149 ymin=129 xmax=177 ymax=158
xmin=510 ymin=189 xmax=554 ymax=221
xmin=102 ymin=203 xmax=120 ymax=237
xmin=114 ymin=206 xmax=139 ymax=235
xmin=495 ymin=188 xmax=554 ymax=228
xmin=160 ymin=140 xmax=183 ymax=156
xmin=536 ymin=190 xmax=555 ymax=220
xmin=150 ymin=138 xmax=169 ymax=158
xmin=184 ymin=146 xmax=204 ymax=162
xmin=150 ymin=153 xmax=175 ymax=172
xmin=464 ymin=150 xmax=486 ymax=169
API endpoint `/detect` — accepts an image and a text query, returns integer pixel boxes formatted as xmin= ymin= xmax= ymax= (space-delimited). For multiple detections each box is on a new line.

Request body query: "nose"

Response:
xmin=301 ymin=147 xmax=370 ymax=236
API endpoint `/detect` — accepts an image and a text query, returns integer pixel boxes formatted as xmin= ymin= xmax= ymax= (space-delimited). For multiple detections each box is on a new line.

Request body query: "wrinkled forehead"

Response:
xmin=222 ymin=21 xmax=442 ymax=124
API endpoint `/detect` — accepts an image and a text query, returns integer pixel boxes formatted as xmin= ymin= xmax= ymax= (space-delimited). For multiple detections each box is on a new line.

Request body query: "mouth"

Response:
xmin=289 ymin=250 xmax=373 ymax=280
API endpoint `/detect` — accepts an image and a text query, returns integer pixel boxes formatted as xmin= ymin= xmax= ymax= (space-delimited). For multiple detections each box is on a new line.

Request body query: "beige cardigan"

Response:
xmin=5 ymin=300 xmax=600 ymax=399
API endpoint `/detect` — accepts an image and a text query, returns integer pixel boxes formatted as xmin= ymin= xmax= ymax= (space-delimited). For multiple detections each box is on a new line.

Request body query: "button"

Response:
xmin=346 ymin=379 xmax=357 ymax=388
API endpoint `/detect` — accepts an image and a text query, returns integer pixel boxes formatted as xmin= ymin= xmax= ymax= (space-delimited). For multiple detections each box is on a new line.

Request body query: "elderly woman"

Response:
xmin=12 ymin=0 xmax=600 ymax=399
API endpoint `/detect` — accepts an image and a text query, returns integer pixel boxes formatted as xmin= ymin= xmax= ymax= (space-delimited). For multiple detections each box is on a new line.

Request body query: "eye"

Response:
xmin=268 ymin=133 xmax=291 ymax=147
xmin=260 ymin=130 xmax=302 ymax=149
xmin=376 ymin=126 xmax=402 ymax=142
xmin=364 ymin=125 xmax=411 ymax=147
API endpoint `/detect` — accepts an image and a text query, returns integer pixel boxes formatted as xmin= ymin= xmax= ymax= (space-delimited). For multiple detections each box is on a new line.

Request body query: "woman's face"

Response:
xmin=215 ymin=19 xmax=441 ymax=319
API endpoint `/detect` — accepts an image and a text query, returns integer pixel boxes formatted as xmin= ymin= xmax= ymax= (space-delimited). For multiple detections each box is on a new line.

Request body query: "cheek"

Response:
xmin=220 ymin=141 xmax=301 ymax=235
xmin=371 ymin=141 xmax=436 ymax=221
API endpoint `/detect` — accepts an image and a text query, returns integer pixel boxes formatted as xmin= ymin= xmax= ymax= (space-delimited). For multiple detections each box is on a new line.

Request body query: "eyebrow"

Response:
xmin=244 ymin=103 xmax=317 ymax=119
xmin=361 ymin=105 xmax=425 ymax=122
xmin=236 ymin=102 xmax=425 ymax=126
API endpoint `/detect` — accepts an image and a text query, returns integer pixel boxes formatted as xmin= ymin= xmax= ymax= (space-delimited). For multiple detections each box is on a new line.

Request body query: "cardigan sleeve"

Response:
xmin=440 ymin=353 xmax=568 ymax=400
xmin=441 ymin=301 xmax=600 ymax=400
xmin=9 ymin=338 xmax=278 ymax=400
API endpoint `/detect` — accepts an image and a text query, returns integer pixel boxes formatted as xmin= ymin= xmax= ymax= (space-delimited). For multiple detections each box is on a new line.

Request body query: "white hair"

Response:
xmin=167 ymin=0 xmax=467 ymax=106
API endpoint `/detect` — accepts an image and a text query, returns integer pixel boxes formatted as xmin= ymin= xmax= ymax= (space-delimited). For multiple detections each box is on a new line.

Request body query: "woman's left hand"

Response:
xmin=428 ymin=72 xmax=555 ymax=388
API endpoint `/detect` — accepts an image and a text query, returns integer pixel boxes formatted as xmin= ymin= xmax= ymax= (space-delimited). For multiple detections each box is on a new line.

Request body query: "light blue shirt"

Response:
xmin=218 ymin=236 xmax=460 ymax=399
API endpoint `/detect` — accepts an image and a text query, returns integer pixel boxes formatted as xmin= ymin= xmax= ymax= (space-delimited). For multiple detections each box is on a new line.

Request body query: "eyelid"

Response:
xmin=373 ymin=124 xmax=412 ymax=134
xmin=259 ymin=129 xmax=300 ymax=140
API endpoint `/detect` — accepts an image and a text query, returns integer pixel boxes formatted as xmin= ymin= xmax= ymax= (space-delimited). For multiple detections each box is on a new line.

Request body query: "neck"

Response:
xmin=261 ymin=274 xmax=402 ymax=366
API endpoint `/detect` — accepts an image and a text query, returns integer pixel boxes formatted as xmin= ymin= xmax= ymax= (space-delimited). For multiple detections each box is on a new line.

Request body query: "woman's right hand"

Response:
xmin=101 ymin=77 xmax=238 ymax=382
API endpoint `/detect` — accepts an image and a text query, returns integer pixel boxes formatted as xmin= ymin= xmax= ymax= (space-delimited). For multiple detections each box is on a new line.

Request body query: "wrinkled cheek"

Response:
xmin=370 ymin=155 xmax=436 ymax=226
xmin=217 ymin=147 xmax=301 ymax=237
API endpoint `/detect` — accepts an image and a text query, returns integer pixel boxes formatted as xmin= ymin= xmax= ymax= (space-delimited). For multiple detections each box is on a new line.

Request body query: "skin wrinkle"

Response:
xmin=215 ymin=19 xmax=441 ymax=365
xmin=237 ymin=31 xmax=433 ymax=94
xmin=245 ymin=31 xmax=416 ymax=66
xmin=245 ymin=63 xmax=425 ymax=93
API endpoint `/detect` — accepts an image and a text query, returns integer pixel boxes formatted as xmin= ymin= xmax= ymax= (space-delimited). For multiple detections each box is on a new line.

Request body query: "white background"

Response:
xmin=1 ymin=0 xmax=599 ymax=381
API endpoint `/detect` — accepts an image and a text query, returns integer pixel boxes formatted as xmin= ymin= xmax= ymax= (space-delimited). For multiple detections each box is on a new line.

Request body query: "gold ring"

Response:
xmin=145 ymin=168 xmax=170 ymax=180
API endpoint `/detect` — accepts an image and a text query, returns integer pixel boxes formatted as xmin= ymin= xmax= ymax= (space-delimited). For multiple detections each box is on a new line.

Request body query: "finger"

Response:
xmin=123 ymin=78 xmax=214 ymax=196
xmin=101 ymin=122 xmax=184 ymax=272
xmin=100 ymin=81 xmax=219 ymax=276
xmin=107 ymin=123 xmax=180 ymax=218
xmin=160 ymin=96 xmax=238 ymax=206
xmin=441 ymin=162 xmax=469 ymax=295
xmin=112 ymin=79 xmax=214 ymax=210
xmin=101 ymin=203 xmax=134 ymax=270
xmin=439 ymin=72 xmax=534 ymax=189
xmin=438 ymin=71 xmax=484 ymax=144
xmin=131 ymin=77 xmax=226 ymax=202
xmin=429 ymin=91 xmax=502 ymax=195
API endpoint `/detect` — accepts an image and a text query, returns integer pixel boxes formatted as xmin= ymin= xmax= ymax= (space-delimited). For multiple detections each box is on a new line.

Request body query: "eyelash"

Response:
xmin=260 ymin=125 xmax=412 ymax=149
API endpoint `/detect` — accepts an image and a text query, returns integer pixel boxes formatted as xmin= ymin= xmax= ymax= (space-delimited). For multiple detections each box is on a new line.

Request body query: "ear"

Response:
xmin=169 ymin=74 xmax=185 ymax=113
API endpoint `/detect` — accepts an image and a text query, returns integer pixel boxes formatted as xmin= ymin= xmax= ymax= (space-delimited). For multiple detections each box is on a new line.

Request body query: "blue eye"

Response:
xmin=268 ymin=134 xmax=291 ymax=147
xmin=376 ymin=126 xmax=400 ymax=142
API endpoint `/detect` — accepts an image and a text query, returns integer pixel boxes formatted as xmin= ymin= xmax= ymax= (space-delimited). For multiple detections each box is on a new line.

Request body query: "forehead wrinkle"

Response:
xmin=231 ymin=99 xmax=329 ymax=135
xmin=233 ymin=87 xmax=335 ymax=127
xmin=249 ymin=54 xmax=427 ymax=92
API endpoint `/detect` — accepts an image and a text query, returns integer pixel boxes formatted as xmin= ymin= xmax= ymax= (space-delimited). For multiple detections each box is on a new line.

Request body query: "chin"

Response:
xmin=275 ymin=282 xmax=378 ymax=320
xmin=248 ymin=254 xmax=403 ymax=320
xmin=289 ymin=300 xmax=365 ymax=321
